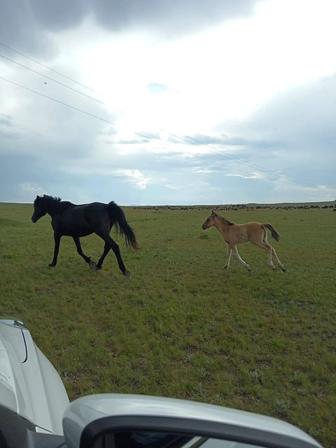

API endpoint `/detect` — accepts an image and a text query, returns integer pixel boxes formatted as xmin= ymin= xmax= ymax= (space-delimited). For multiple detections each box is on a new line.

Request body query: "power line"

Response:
xmin=0 ymin=40 xmax=96 ymax=93
xmin=0 ymin=52 xmax=107 ymax=106
xmin=0 ymin=75 xmax=114 ymax=126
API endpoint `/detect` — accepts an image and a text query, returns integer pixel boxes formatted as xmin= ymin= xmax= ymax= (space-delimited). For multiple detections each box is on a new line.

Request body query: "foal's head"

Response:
xmin=31 ymin=195 xmax=60 ymax=222
xmin=202 ymin=210 xmax=234 ymax=229
xmin=202 ymin=210 xmax=218 ymax=230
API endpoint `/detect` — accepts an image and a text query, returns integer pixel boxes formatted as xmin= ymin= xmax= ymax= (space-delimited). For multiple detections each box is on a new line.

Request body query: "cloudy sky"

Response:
xmin=1 ymin=0 xmax=335 ymax=205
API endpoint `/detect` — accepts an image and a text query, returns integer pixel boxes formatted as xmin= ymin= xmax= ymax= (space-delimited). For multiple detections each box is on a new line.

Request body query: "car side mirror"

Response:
xmin=62 ymin=394 xmax=322 ymax=448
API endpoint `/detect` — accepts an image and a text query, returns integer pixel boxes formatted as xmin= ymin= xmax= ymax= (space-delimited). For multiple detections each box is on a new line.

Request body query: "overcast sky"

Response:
xmin=0 ymin=0 xmax=335 ymax=205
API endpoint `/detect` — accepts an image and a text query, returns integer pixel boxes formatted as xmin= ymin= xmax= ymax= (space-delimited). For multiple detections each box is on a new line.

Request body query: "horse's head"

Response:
xmin=201 ymin=210 xmax=218 ymax=230
xmin=31 ymin=195 xmax=47 ymax=223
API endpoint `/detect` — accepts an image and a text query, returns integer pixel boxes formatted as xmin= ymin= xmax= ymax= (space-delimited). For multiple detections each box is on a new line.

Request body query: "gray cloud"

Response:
xmin=121 ymin=74 xmax=336 ymax=203
xmin=0 ymin=113 xmax=22 ymax=140
xmin=1 ymin=0 xmax=260 ymax=59
xmin=238 ymin=75 xmax=336 ymax=169
xmin=0 ymin=0 xmax=56 ymax=58
xmin=92 ymin=0 xmax=258 ymax=34
xmin=210 ymin=75 xmax=336 ymax=196
xmin=2 ymin=67 xmax=335 ymax=204
xmin=109 ymin=131 xmax=161 ymax=145
xmin=29 ymin=0 xmax=88 ymax=31
xmin=0 ymin=114 xmax=13 ymax=127
xmin=168 ymin=133 xmax=279 ymax=148
xmin=243 ymin=75 xmax=336 ymax=149
xmin=136 ymin=131 xmax=161 ymax=141
xmin=0 ymin=151 xmax=59 ymax=202
xmin=1 ymin=1 xmax=335 ymax=205
xmin=0 ymin=130 xmax=19 ymax=140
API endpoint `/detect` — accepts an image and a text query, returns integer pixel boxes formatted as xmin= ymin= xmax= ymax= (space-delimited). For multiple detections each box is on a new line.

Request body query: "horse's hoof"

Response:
xmin=89 ymin=260 xmax=97 ymax=270
xmin=224 ymin=265 xmax=229 ymax=270
xmin=48 ymin=263 xmax=56 ymax=268
xmin=123 ymin=270 xmax=130 ymax=277
xmin=281 ymin=266 xmax=287 ymax=272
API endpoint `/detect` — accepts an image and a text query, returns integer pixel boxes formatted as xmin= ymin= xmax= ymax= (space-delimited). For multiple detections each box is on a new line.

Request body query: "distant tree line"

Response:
xmin=133 ymin=202 xmax=335 ymax=211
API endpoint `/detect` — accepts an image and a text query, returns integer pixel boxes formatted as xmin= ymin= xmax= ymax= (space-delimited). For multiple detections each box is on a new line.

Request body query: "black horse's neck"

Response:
xmin=42 ymin=196 xmax=73 ymax=217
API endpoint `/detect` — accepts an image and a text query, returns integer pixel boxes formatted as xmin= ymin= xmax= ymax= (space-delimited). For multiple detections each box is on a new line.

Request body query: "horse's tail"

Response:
xmin=264 ymin=223 xmax=280 ymax=241
xmin=107 ymin=202 xmax=138 ymax=249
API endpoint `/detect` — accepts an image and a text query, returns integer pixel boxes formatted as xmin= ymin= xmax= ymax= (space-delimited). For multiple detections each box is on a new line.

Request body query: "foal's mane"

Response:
xmin=217 ymin=215 xmax=234 ymax=226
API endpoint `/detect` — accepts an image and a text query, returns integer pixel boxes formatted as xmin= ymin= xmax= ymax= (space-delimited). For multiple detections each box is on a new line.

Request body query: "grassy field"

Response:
xmin=0 ymin=203 xmax=335 ymax=446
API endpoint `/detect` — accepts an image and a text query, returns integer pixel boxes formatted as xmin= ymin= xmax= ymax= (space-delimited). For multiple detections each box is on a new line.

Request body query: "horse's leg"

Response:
xmin=109 ymin=237 xmax=129 ymax=276
xmin=49 ymin=233 xmax=61 ymax=267
xmin=73 ymin=237 xmax=96 ymax=269
xmin=233 ymin=246 xmax=251 ymax=271
xmin=96 ymin=239 xmax=111 ymax=270
xmin=93 ymin=226 xmax=112 ymax=271
xmin=96 ymin=233 xmax=129 ymax=276
xmin=224 ymin=246 xmax=233 ymax=269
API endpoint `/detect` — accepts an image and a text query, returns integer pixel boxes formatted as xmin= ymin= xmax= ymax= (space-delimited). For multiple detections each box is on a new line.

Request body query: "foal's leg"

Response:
xmin=250 ymin=229 xmax=277 ymax=270
xmin=73 ymin=237 xmax=96 ymax=269
xmin=233 ymin=246 xmax=251 ymax=271
xmin=49 ymin=233 xmax=61 ymax=267
xmin=259 ymin=230 xmax=286 ymax=271
xmin=224 ymin=246 xmax=233 ymax=269
xmin=253 ymin=241 xmax=276 ymax=269
xmin=263 ymin=230 xmax=277 ymax=269
xmin=271 ymin=247 xmax=286 ymax=272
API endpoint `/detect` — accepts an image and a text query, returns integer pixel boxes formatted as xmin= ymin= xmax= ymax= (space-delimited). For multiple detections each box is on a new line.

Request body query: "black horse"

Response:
xmin=31 ymin=195 xmax=138 ymax=275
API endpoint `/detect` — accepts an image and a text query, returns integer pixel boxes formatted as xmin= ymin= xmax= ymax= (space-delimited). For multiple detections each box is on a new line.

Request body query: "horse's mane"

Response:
xmin=42 ymin=194 xmax=61 ymax=203
xmin=219 ymin=215 xmax=234 ymax=226
xmin=35 ymin=195 xmax=75 ymax=214
xmin=41 ymin=195 xmax=75 ymax=209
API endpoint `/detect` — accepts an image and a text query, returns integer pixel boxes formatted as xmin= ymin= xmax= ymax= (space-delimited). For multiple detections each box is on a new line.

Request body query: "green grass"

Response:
xmin=0 ymin=204 xmax=335 ymax=446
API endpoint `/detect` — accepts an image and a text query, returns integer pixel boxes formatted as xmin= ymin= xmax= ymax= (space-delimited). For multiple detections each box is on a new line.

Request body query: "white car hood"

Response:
xmin=0 ymin=319 xmax=69 ymax=435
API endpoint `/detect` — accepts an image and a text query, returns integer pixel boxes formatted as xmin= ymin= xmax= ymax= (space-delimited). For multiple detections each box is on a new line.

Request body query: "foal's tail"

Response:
xmin=263 ymin=223 xmax=280 ymax=241
xmin=107 ymin=202 xmax=138 ymax=249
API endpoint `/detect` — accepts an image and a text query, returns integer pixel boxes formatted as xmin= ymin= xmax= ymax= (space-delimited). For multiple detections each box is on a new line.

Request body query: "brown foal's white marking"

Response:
xmin=202 ymin=211 xmax=286 ymax=271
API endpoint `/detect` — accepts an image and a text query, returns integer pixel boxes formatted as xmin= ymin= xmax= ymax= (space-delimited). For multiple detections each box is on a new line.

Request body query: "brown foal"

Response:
xmin=202 ymin=211 xmax=286 ymax=272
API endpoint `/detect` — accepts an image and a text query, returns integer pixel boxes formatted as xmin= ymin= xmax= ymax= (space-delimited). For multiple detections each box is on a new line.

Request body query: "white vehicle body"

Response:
xmin=0 ymin=319 xmax=69 ymax=434
xmin=0 ymin=318 xmax=323 ymax=448
xmin=64 ymin=394 xmax=322 ymax=448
